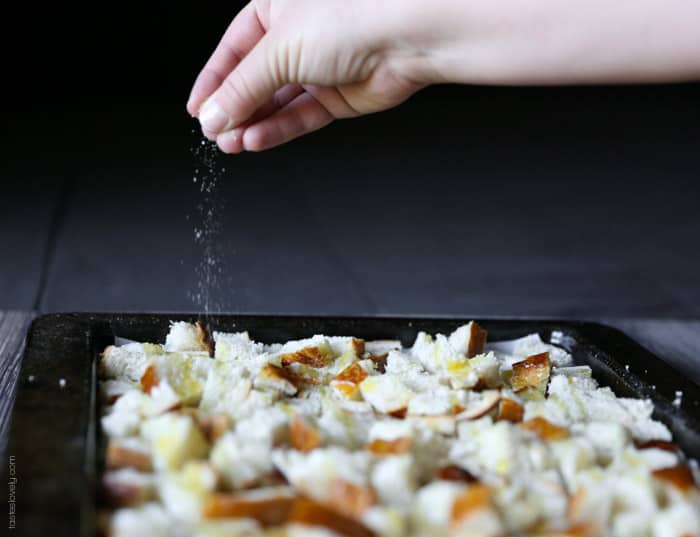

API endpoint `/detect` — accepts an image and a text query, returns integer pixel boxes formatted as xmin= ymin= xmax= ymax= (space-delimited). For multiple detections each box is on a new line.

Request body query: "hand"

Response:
xmin=187 ymin=0 xmax=427 ymax=153
xmin=188 ymin=0 xmax=700 ymax=154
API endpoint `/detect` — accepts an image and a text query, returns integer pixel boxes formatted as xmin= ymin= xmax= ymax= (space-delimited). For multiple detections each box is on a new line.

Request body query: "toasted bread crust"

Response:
xmin=652 ymin=465 xmax=696 ymax=491
xmin=203 ymin=493 xmax=295 ymax=525
xmin=436 ymin=465 xmax=477 ymax=483
xmin=106 ymin=441 xmax=153 ymax=472
xmin=139 ymin=363 xmax=159 ymax=394
xmin=280 ymin=346 xmax=328 ymax=368
xmin=195 ymin=321 xmax=215 ymax=357
xmin=327 ymin=480 xmax=377 ymax=519
xmin=635 ymin=439 xmax=678 ymax=453
xmin=101 ymin=474 xmax=154 ymax=507
xmin=496 ymin=398 xmax=525 ymax=423
xmin=289 ymin=497 xmax=376 ymax=537
xmin=511 ymin=352 xmax=551 ymax=392
xmin=290 ymin=416 xmax=321 ymax=453
xmin=450 ymin=484 xmax=492 ymax=527
xmin=467 ymin=322 xmax=488 ymax=358
xmin=521 ymin=417 xmax=569 ymax=441
xmin=351 ymin=338 xmax=366 ymax=357
xmin=367 ymin=437 xmax=412 ymax=456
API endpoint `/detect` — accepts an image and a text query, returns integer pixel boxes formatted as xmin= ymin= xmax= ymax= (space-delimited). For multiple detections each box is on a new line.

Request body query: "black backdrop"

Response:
xmin=2 ymin=2 xmax=699 ymax=316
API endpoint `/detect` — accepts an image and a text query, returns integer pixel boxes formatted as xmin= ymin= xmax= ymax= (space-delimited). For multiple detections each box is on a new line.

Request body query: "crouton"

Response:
xmin=327 ymin=480 xmax=377 ymax=519
xmin=203 ymin=492 xmax=295 ymax=526
xmin=288 ymin=497 xmax=376 ymax=537
xmin=290 ymin=416 xmax=321 ymax=453
xmin=331 ymin=363 xmax=369 ymax=400
xmin=435 ymin=465 xmax=477 ymax=483
xmin=367 ymin=437 xmax=412 ymax=456
xmin=106 ymin=440 xmax=153 ymax=472
xmin=521 ymin=417 xmax=569 ymax=442
xmin=102 ymin=469 xmax=157 ymax=507
xmin=496 ymin=398 xmax=524 ymax=423
xmin=652 ymin=465 xmax=696 ymax=491
xmin=511 ymin=352 xmax=551 ymax=392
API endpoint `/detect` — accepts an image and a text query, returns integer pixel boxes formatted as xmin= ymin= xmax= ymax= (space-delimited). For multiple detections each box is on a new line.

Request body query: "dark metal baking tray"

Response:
xmin=2 ymin=313 xmax=700 ymax=537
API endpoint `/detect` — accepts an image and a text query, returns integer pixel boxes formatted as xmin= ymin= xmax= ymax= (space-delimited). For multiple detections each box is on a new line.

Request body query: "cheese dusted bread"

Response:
xmin=99 ymin=321 xmax=700 ymax=537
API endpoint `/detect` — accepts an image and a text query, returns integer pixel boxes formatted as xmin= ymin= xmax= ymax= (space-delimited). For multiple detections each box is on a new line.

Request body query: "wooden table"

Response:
xmin=1 ymin=311 xmax=699 ymax=456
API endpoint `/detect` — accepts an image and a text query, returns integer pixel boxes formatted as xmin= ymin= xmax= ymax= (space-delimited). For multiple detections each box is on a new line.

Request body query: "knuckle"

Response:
xmin=220 ymin=70 xmax=255 ymax=111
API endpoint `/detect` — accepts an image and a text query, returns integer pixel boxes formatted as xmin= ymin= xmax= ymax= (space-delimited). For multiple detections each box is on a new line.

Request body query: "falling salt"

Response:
xmin=59 ymin=378 xmax=67 ymax=388
xmin=187 ymin=136 xmax=231 ymax=316
xmin=673 ymin=390 xmax=683 ymax=408
xmin=624 ymin=364 xmax=630 ymax=371
xmin=28 ymin=374 xmax=35 ymax=382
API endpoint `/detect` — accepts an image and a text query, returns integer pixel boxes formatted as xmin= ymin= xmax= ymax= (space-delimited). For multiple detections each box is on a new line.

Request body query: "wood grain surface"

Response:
xmin=0 ymin=311 xmax=34 ymax=456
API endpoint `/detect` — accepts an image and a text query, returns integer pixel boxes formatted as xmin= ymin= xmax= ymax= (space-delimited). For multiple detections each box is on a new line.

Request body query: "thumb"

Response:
xmin=198 ymin=33 xmax=284 ymax=135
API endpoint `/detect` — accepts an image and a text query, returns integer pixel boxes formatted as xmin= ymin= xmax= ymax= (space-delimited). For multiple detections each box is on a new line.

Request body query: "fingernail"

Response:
xmin=199 ymin=98 xmax=233 ymax=133
xmin=202 ymin=127 xmax=217 ymax=141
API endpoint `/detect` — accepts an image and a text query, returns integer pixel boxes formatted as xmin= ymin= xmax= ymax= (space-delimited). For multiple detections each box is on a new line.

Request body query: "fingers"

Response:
xmin=186 ymin=2 xmax=267 ymax=117
xmin=216 ymin=84 xmax=304 ymax=153
xmin=219 ymin=92 xmax=335 ymax=153
xmin=198 ymin=31 xmax=286 ymax=135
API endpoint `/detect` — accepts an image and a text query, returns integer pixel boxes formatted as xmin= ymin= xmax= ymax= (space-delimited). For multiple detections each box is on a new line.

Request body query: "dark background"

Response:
xmin=2 ymin=2 xmax=699 ymax=317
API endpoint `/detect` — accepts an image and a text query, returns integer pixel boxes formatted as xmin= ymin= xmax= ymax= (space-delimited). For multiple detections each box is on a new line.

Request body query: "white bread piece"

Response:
xmin=102 ymin=390 xmax=153 ymax=438
xmin=384 ymin=351 xmax=441 ymax=393
xmin=448 ymin=322 xmax=487 ymax=358
xmin=271 ymin=447 xmax=371 ymax=501
xmin=453 ymin=418 xmax=523 ymax=479
xmin=159 ymin=461 xmax=218 ymax=524
xmin=165 ymin=321 xmax=212 ymax=353
xmin=456 ymin=390 xmax=501 ymax=420
xmin=487 ymin=333 xmax=573 ymax=367
xmin=369 ymin=419 xmax=414 ymax=443
xmin=411 ymin=481 xmax=464 ymax=532
xmin=524 ymin=470 xmax=568 ymax=523
xmin=100 ymin=380 xmax=136 ymax=404
xmin=611 ymin=472 xmax=659 ymax=522
xmin=209 ymin=407 xmax=288 ymax=489
xmin=109 ymin=502 xmax=173 ymax=537
xmin=365 ymin=340 xmax=402 ymax=356
xmin=410 ymin=332 xmax=441 ymax=374
xmin=325 ymin=336 xmax=365 ymax=358
xmin=407 ymin=388 xmax=454 ymax=416
xmin=228 ymin=389 xmax=279 ymax=423
xmin=275 ymin=335 xmax=335 ymax=360
xmin=100 ymin=343 xmax=154 ymax=383
xmin=549 ymin=436 xmax=596 ymax=489
xmin=450 ymin=351 xmax=501 ymax=390
xmin=581 ymin=421 xmax=629 ymax=463
xmin=547 ymin=375 xmax=672 ymax=442
xmin=210 ymin=432 xmax=274 ymax=490
xmin=143 ymin=353 xmax=213 ymax=407
xmin=141 ymin=413 xmax=209 ymax=472
xmin=199 ymin=361 xmax=252 ymax=418
xmin=148 ymin=381 xmax=181 ymax=416
xmin=317 ymin=400 xmax=374 ymax=450
xmin=102 ymin=468 xmax=157 ymax=507
xmin=652 ymin=503 xmax=700 ymax=537
xmin=622 ymin=447 xmax=679 ymax=471
xmin=213 ymin=331 xmax=264 ymax=363
xmin=612 ymin=510 xmax=653 ymax=537
xmin=371 ymin=454 xmax=417 ymax=507
xmin=254 ymin=364 xmax=298 ymax=396
xmin=362 ymin=506 xmax=406 ymax=537
xmin=359 ymin=374 xmax=414 ymax=415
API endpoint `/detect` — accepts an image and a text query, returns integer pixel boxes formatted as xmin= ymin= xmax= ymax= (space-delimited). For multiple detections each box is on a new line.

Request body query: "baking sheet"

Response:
xmin=3 ymin=313 xmax=700 ymax=537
